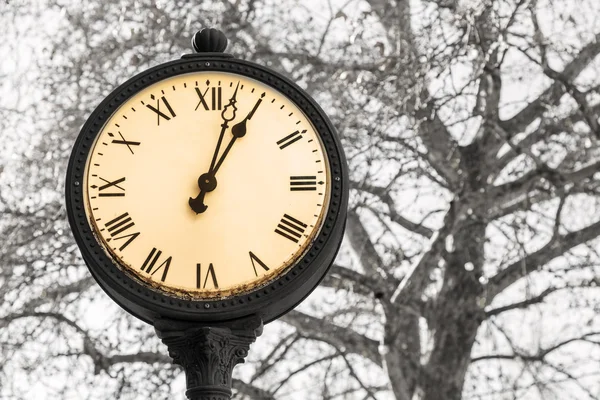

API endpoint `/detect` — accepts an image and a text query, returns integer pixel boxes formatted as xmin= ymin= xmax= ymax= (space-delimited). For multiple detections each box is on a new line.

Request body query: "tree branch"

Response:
xmin=487 ymin=219 xmax=600 ymax=298
xmin=279 ymin=310 xmax=381 ymax=367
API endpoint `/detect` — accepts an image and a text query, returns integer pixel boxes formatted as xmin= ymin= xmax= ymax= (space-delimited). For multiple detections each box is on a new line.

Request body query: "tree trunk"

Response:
xmin=420 ymin=222 xmax=486 ymax=400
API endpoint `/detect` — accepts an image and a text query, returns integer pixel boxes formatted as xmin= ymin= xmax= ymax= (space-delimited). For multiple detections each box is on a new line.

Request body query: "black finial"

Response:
xmin=192 ymin=28 xmax=228 ymax=53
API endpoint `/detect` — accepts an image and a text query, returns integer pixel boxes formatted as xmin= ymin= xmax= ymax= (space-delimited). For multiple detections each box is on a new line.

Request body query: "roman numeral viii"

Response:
xmin=140 ymin=248 xmax=172 ymax=282
xmin=145 ymin=94 xmax=176 ymax=125
xmin=104 ymin=212 xmax=140 ymax=251
xmin=196 ymin=263 xmax=219 ymax=289
xmin=275 ymin=214 xmax=308 ymax=243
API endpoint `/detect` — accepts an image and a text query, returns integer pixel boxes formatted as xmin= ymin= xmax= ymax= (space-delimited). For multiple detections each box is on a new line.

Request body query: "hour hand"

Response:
xmin=188 ymin=173 xmax=217 ymax=214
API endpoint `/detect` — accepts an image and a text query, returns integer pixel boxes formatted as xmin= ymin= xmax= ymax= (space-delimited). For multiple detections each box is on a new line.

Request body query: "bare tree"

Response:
xmin=1 ymin=0 xmax=599 ymax=399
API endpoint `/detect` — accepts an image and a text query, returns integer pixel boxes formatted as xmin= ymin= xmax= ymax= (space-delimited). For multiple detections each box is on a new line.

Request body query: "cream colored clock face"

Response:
xmin=83 ymin=71 xmax=330 ymax=298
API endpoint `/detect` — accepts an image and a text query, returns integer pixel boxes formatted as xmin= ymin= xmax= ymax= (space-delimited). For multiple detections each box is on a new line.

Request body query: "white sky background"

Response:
xmin=1 ymin=0 xmax=600 ymax=399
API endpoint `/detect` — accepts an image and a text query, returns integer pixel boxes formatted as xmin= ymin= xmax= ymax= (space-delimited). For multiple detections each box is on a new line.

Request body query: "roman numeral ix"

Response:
xmin=275 ymin=214 xmax=308 ymax=243
xmin=104 ymin=212 xmax=140 ymax=251
xmin=196 ymin=263 xmax=219 ymax=289
xmin=91 ymin=176 xmax=126 ymax=197
xmin=140 ymin=248 xmax=172 ymax=282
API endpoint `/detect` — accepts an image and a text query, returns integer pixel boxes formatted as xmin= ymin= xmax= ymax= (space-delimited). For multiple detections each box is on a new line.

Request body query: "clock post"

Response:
xmin=155 ymin=315 xmax=262 ymax=400
xmin=66 ymin=26 xmax=348 ymax=400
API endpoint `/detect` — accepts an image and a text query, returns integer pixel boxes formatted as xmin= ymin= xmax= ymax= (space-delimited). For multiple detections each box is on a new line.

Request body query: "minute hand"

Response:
xmin=211 ymin=96 xmax=263 ymax=174
xmin=208 ymin=82 xmax=240 ymax=173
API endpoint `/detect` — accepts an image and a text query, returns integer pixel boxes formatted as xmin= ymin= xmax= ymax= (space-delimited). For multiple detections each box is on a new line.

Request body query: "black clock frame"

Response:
xmin=65 ymin=53 xmax=348 ymax=325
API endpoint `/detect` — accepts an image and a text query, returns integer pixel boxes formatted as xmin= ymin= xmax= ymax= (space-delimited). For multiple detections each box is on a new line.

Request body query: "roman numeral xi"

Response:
xmin=145 ymin=94 xmax=176 ymax=125
xmin=275 ymin=214 xmax=308 ymax=243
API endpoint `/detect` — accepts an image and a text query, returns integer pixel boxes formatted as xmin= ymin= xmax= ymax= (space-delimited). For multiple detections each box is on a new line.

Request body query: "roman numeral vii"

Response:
xmin=140 ymin=248 xmax=172 ymax=282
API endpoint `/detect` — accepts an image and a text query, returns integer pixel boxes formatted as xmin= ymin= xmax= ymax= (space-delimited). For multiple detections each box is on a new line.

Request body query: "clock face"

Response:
xmin=83 ymin=71 xmax=330 ymax=298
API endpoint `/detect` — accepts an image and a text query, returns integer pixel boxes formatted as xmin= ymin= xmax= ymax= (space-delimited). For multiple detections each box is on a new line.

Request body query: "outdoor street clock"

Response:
xmin=66 ymin=29 xmax=348 ymax=399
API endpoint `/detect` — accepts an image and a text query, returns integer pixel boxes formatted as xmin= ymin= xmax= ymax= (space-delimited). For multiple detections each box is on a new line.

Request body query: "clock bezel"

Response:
xmin=66 ymin=55 xmax=348 ymax=324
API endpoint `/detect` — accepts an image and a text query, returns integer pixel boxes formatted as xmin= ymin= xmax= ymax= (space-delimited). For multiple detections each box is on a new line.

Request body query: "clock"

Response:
xmin=65 ymin=29 xmax=348 ymax=325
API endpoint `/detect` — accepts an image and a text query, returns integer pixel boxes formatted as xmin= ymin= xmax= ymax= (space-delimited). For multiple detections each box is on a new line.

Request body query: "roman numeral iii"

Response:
xmin=290 ymin=176 xmax=317 ymax=191
xmin=140 ymin=248 xmax=172 ymax=282
xmin=196 ymin=263 xmax=219 ymax=289
xmin=275 ymin=214 xmax=308 ymax=243
xmin=104 ymin=212 xmax=140 ymax=251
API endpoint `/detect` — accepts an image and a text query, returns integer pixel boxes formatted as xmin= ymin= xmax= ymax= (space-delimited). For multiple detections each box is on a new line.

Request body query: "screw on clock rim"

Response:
xmin=65 ymin=55 xmax=349 ymax=324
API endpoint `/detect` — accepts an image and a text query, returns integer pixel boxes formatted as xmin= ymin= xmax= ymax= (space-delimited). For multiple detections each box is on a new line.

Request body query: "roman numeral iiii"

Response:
xmin=275 ymin=214 xmax=308 ymax=243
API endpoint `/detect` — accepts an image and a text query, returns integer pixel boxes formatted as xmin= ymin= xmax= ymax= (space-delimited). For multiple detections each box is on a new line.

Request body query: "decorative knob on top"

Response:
xmin=192 ymin=28 xmax=228 ymax=53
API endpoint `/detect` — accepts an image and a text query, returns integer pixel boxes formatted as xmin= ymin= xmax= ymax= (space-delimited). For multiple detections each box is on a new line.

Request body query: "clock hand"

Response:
xmin=189 ymin=96 xmax=263 ymax=214
xmin=211 ymin=96 xmax=263 ymax=175
xmin=189 ymin=82 xmax=240 ymax=214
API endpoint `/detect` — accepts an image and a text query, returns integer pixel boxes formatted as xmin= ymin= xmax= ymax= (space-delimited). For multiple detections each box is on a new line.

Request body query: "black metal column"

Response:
xmin=155 ymin=316 xmax=263 ymax=400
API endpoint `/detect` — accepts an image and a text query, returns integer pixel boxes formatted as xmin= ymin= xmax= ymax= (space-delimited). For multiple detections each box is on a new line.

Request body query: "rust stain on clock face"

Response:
xmin=82 ymin=71 xmax=331 ymax=298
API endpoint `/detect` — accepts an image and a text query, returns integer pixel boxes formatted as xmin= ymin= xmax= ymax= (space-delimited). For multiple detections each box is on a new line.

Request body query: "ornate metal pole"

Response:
xmin=155 ymin=316 xmax=263 ymax=400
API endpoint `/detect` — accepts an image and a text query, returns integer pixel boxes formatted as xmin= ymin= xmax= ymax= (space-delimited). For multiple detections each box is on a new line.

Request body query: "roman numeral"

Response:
xmin=275 ymin=214 xmax=307 ymax=243
xmin=196 ymin=263 xmax=219 ymax=289
xmin=104 ymin=212 xmax=140 ymax=251
xmin=91 ymin=176 xmax=125 ymax=197
xmin=249 ymin=252 xmax=269 ymax=276
xmin=109 ymin=131 xmax=140 ymax=154
xmin=140 ymin=248 xmax=172 ymax=282
xmin=290 ymin=176 xmax=317 ymax=191
xmin=146 ymin=95 xmax=176 ymax=125
xmin=195 ymin=81 xmax=222 ymax=111
xmin=277 ymin=129 xmax=305 ymax=149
